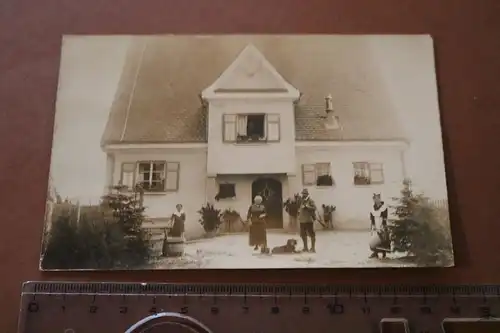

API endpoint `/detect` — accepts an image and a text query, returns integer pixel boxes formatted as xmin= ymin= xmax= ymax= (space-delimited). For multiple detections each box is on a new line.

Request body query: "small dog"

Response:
xmin=271 ymin=239 xmax=299 ymax=254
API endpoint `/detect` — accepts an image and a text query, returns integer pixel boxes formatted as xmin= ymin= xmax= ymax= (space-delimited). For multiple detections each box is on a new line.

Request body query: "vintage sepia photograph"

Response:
xmin=40 ymin=34 xmax=454 ymax=270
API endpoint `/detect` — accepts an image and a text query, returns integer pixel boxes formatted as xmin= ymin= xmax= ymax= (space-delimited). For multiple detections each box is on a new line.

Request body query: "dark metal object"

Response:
xmin=18 ymin=282 xmax=500 ymax=332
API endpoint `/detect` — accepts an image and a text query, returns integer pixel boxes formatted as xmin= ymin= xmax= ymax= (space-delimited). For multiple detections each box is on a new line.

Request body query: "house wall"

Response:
xmin=291 ymin=145 xmax=406 ymax=230
xmin=106 ymin=142 xmax=406 ymax=237
xmin=111 ymin=148 xmax=208 ymax=239
xmin=206 ymin=99 xmax=296 ymax=175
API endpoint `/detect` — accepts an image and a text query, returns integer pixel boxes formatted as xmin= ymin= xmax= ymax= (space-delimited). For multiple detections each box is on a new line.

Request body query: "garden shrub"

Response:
xmin=41 ymin=186 xmax=151 ymax=270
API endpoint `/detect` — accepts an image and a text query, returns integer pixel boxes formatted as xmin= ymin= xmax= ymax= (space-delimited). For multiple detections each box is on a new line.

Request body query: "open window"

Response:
xmin=223 ymin=113 xmax=280 ymax=143
xmin=137 ymin=161 xmax=166 ymax=192
xmin=302 ymin=163 xmax=334 ymax=187
xmin=215 ymin=183 xmax=236 ymax=201
xmin=353 ymin=162 xmax=384 ymax=185
xmin=119 ymin=161 xmax=180 ymax=193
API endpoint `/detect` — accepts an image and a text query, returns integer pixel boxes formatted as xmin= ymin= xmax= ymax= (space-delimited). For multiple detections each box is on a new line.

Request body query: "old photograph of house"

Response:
xmin=40 ymin=34 xmax=454 ymax=270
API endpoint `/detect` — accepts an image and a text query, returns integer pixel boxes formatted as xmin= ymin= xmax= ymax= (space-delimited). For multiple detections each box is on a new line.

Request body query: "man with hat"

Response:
xmin=298 ymin=188 xmax=317 ymax=252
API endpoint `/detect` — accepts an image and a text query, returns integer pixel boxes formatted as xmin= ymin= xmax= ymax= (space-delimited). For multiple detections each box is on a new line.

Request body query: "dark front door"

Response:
xmin=251 ymin=177 xmax=283 ymax=229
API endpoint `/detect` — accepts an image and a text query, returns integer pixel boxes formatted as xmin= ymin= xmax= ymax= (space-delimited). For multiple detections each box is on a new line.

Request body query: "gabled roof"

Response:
xmin=202 ymin=43 xmax=300 ymax=99
xmin=101 ymin=35 xmax=407 ymax=145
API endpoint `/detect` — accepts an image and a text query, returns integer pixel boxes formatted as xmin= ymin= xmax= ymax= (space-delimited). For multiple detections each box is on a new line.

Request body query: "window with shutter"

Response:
xmin=266 ymin=114 xmax=280 ymax=142
xmin=302 ymin=164 xmax=316 ymax=186
xmin=353 ymin=162 xmax=384 ymax=185
xmin=120 ymin=163 xmax=136 ymax=189
xmin=315 ymin=163 xmax=330 ymax=177
xmin=302 ymin=163 xmax=334 ymax=187
xmin=223 ymin=114 xmax=237 ymax=142
xmin=119 ymin=161 xmax=180 ymax=193
xmin=165 ymin=162 xmax=180 ymax=191
xmin=137 ymin=161 xmax=166 ymax=192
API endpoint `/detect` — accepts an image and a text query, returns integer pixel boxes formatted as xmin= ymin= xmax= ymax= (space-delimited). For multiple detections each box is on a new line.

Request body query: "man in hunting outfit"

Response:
xmin=298 ymin=188 xmax=317 ymax=252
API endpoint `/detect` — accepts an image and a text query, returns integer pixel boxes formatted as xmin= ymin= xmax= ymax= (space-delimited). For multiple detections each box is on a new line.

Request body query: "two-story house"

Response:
xmin=101 ymin=36 xmax=409 ymax=239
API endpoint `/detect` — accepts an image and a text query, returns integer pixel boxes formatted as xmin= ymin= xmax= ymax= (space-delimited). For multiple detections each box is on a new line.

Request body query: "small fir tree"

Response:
xmin=389 ymin=179 xmax=422 ymax=251
xmin=101 ymin=185 xmax=151 ymax=267
xmin=389 ymin=179 xmax=453 ymax=266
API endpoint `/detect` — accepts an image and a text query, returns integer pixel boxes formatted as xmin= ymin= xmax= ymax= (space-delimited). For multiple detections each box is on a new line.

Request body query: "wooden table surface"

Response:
xmin=1 ymin=0 xmax=499 ymax=331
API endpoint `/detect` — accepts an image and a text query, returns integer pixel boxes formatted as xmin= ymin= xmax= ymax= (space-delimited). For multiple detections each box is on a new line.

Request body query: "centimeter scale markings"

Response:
xmin=18 ymin=282 xmax=500 ymax=333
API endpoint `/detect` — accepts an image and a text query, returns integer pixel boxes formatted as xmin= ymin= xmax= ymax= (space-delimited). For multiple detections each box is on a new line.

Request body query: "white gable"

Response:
xmin=202 ymin=44 xmax=300 ymax=100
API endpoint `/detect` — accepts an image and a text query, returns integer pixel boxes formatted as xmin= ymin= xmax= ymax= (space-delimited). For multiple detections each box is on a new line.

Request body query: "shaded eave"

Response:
xmin=101 ymin=139 xmax=409 ymax=153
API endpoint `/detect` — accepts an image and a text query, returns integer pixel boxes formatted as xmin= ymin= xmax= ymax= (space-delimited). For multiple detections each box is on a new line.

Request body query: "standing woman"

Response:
xmin=368 ymin=193 xmax=391 ymax=259
xmin=247 ymin=195 xmax=268 ymax=253
xmin=162 ymin=204 xmax=186 ymax=257
xmin=169 ymin=204 xmax=186 ymax=238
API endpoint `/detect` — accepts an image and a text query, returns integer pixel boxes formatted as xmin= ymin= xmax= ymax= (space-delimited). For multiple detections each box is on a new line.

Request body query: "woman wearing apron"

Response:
xmin=169 ymin=204 xmax=186 ymax=238
xmin=369 ymin=193 xmax=391 ymax=259
xmin=162 ymin=204 xmax=186 ymax=257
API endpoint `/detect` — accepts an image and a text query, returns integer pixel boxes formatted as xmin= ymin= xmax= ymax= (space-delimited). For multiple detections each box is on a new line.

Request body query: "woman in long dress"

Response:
xmin=168 ymin=204 xmax=186 ymax=238
xmin=369 ymin=193 xmax=391 ymax=259
xmin=162 ymin=204 xmax=186 ymax=257
xmin=247 ymin=195 xmax=268 ymax=253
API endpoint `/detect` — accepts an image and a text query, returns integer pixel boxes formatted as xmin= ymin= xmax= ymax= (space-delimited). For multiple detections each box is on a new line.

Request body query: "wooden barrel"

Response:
xmin=163 ymin=237 xmax=185 ymax=257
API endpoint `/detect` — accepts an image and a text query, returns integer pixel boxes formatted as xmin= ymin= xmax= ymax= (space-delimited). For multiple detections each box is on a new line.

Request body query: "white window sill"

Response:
xmin=302 ymin=184 xmax=335 ymax=189
xmin=142 ymin=191 xmax=174 ymax=195
xmin=217 ymin=197 xmax=237 ymax=201
xmin=353 ymin=184 xmax=384 ymax=187
xmin=315 ymin=185 xmax=334 ymax=189
xmin=231 ymin=142 xmax=271 ymax=146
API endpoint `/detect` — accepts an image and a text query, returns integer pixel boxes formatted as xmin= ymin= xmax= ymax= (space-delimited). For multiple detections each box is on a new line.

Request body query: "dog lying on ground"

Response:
xmin=271 ymin=239 xmax=299 ymax=254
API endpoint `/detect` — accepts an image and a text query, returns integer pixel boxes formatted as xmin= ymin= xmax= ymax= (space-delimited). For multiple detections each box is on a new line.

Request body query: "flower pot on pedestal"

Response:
xmin=288 ymin=216 xmax=298 ymax=233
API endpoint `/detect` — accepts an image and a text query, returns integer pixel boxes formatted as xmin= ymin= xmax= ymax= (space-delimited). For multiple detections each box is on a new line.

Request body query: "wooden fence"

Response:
xmin=429 ymin=199 xmax=450 ymax=227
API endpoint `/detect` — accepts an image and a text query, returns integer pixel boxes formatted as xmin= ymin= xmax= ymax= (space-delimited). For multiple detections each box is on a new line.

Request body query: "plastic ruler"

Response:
xmin=17 ymin=282 xmax=500 ymax=332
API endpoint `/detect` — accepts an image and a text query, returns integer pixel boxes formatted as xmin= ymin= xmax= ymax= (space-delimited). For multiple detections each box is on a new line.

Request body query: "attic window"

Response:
xmin=238 ymin=114 xmax=266 ymax=142
xmin=215 ymin=183 xmax=236 ymax=201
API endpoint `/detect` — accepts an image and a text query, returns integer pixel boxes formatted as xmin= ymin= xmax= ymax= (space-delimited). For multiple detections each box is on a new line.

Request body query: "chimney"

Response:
xmin=324 ymin=94 xmax=340 ymax=129
xmin=325 ymin=94 xmax=333 ymax=113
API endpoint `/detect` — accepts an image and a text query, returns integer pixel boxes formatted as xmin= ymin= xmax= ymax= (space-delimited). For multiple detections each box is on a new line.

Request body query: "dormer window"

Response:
xmin=238 ymin=114 xmax=265 ymax=141
xmin=223 ymin=113 xmax=280 ymax=143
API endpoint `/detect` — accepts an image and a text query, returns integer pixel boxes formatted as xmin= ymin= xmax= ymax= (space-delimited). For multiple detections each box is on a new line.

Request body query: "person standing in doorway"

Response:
xmin=247 ymin=195 xmax=268 ymax=253
xmin=298 ymin=188 xmax=317 ymax=252
xmin=368 ymin=193 xmax=391 ymax=259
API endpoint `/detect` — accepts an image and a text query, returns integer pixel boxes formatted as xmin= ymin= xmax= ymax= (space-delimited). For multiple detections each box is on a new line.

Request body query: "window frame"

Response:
xmin=222 ymin=113 xmax=281 ymax=143
xmin=301 ymin=162 xmax=334 ymax=187
xmin=120 ymin=160 xmax=180 ymax=193
xmin=216 ymin=183 xmax=237 ymax=200
xmin=352 ymin=161 xmax=384 ymax=186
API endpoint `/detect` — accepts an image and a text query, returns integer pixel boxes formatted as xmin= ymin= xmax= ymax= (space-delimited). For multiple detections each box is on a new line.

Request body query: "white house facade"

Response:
xmin=101 ymin=37 xmax=411 ymax=239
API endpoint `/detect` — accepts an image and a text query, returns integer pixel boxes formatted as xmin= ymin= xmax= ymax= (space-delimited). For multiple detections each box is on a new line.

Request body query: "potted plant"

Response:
xmin=198 ymin=203 xmax=223 ymax=237
xmin=354 ymin=174 xmax=370 ymax=185
xmin=321 ymin=204 xmax=336 ymax=229
xmin=316 ymin=174 xmax=334 ymax=186
xmin=283 ymin=193 xmax=301 ymax=232
xmin=221 ymin=208 xmax=241 ymax=233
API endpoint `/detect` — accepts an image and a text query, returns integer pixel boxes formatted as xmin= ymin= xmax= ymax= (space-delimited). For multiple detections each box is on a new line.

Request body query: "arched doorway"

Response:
xmin=251 ymin=177 xmax=283 ymax=229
